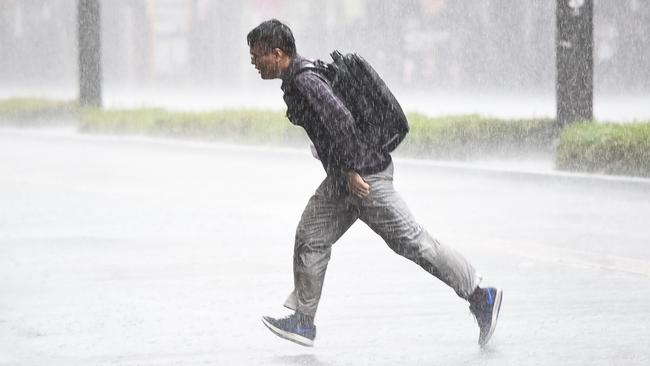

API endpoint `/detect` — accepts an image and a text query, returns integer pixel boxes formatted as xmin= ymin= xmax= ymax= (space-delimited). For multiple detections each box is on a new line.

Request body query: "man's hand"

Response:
xmin=345 ymin=170 xmax=370 ymax=198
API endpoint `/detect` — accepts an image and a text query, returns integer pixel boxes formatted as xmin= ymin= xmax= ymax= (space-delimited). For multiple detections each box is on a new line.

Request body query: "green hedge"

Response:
xmin=79 ymin=107 xmax=307 ymax=145
xmin=403 ymin=114 xmax=559 ymax=159
xmin=6 ymin=97 xmax=650 ymax=177
xmin=556 ymin=122 xmax=650 ymax=177
xmin=79 ymin=107 xmax=558 ymax=159
xmin=0 ymin=98 xmax=78 ymax=122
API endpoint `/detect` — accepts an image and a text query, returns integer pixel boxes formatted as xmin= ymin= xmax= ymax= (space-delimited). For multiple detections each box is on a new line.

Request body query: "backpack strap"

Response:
xmin=290 ymin=59 xmax=332 ymax=90
xmin=294 ymin=59 xmax=329 ymax=77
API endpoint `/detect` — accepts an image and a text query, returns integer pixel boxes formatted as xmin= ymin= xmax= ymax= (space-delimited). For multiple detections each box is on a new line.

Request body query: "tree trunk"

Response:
xmin=556 ymin=0 xmax=593 ymax=125
xmin=78 ymin=0 xmax=102 ymax=107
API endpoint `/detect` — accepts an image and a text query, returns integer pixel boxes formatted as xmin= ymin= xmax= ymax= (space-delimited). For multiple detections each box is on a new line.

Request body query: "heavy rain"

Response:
xmin=1 ymin=1 xmax=649 ymax=365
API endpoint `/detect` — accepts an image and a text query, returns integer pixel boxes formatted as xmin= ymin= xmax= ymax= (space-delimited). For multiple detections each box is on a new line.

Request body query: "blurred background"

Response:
xmin=0 ymin=0 xmax=648 ymax=118
xmin=1 ymin=5 xmax=650 ymax=363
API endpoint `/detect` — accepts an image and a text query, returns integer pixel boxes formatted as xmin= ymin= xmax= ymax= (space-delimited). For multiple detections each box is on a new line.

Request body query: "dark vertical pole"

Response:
xmin=78 ymin=0 xmax=102 ymax=107
xmin=556 ymin=0 xmax=593 ymax=125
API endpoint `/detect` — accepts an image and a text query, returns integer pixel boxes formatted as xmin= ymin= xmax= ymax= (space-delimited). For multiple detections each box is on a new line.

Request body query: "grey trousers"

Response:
xmin=284 ymin=162 xmax=481 ymax=316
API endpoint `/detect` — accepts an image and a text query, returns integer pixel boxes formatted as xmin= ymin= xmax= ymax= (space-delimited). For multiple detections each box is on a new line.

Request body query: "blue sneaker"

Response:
xmin=261 ymin=314 xmax=316 ymax=347
xmin=469 ymin=287 xmax=503 ymax=347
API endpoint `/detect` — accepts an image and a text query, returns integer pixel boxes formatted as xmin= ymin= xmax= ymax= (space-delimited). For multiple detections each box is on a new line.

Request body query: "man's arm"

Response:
xmin=294 ymin=72 xmax=369 ymax=198
xmin=293 ymin=72 xmax=359 ymax=168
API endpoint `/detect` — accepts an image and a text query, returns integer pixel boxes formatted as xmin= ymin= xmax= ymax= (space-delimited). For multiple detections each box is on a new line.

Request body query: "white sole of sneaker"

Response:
xmin=261 ymin=317 xmax=314 ymax=347
xmin=480 ymin=288 xmax=503 ymax=347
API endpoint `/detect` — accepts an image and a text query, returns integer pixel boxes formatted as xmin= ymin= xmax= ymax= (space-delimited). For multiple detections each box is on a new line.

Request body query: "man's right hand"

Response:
xmin=344 ymin=170 xmax=370 ymax=198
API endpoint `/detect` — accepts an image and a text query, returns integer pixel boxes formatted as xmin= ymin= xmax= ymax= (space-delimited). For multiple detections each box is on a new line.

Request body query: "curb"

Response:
xmin=395 ymin=157 xmax=650 ymax=189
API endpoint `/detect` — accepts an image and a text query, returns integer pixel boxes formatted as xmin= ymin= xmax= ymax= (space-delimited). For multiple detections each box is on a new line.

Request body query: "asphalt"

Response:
xmin=1 ymin=127 xmax=649 ymax=365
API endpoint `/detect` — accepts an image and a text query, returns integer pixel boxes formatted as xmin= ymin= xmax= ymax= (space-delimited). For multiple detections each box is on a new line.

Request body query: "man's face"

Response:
xmin=250 ymin=44 xmax=279 ymax=80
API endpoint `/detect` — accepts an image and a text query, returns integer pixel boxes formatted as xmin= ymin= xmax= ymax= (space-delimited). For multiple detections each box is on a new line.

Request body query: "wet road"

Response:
xmin=1 ymin=127 xmax=649 ymax=365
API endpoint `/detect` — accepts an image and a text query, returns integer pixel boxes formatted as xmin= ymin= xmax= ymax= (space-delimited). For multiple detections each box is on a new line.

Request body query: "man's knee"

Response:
xmin=295 ymin=222 xmax=340 ymax=253
xmin=293 ymin=238 xmax=331 ymax=269
xmin=381 ymin=222 xmax=423 ymax=246
xmin=384 ymin=227 xmax=432 ymax=259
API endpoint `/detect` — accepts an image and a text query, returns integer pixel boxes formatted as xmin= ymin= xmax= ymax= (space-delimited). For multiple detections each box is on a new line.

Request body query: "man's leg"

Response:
xmin=291 ymin=179 xmax=359 ymax=316
xmin=359 ymin=164 xmax=480 ymax=298
xmin=358 ymin=163 xmax=502 ymax=346
xmin=262 ymin=177 xmax=358 ymax=346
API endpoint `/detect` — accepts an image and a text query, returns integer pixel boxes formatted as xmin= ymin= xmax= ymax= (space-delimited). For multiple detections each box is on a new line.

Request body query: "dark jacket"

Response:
xmin=281 ymin=55 xmax=392 ymax=182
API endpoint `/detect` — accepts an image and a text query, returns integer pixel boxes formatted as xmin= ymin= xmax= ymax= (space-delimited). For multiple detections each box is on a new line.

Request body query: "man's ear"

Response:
xmin=272 ymin=48 xmax=284 ymax=59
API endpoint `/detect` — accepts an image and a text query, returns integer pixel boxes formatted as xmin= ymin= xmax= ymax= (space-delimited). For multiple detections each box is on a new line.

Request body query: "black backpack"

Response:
xmin=299 ymin=51 xmax=409 ymax=153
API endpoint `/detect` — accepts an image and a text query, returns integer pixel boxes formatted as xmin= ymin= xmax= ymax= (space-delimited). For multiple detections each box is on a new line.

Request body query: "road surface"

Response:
xmin=1 ymin=127 xmax=649 ymax=365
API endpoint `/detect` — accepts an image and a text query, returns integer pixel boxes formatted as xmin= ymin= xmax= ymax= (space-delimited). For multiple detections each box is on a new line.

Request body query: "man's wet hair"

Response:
xmin=247 ymin=19 xmax=296 ymax=57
